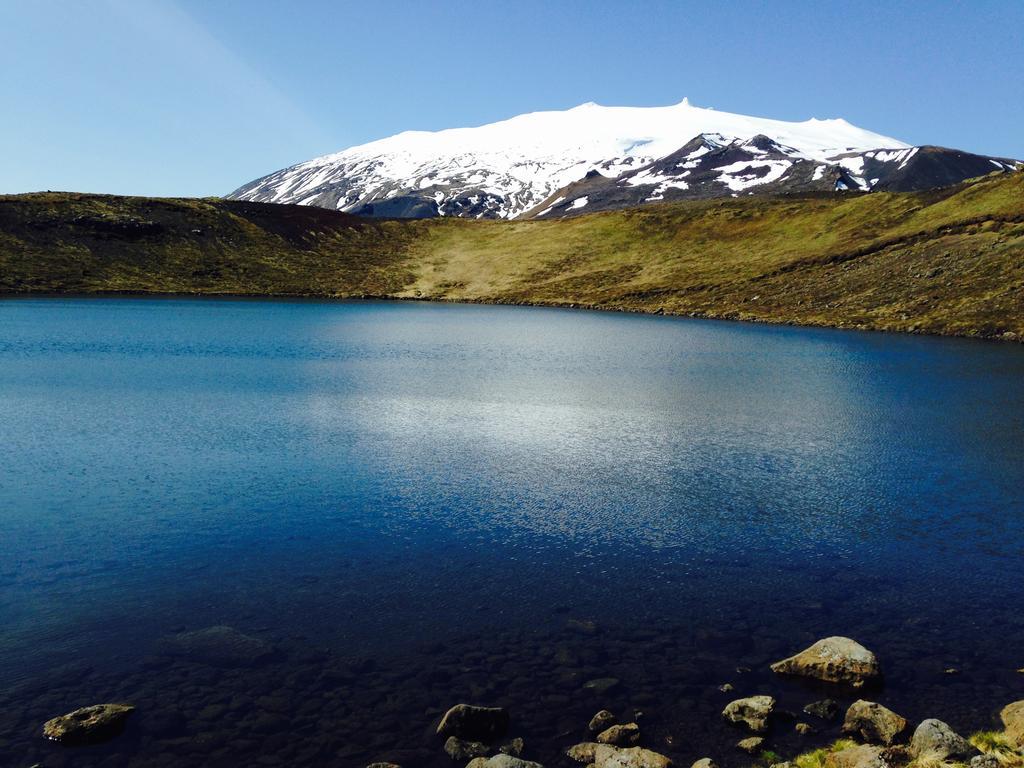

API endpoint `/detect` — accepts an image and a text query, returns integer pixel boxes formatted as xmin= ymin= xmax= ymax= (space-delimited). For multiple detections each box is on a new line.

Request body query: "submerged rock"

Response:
xmin=597 ymin=723 xmax=640 ymax=746
xmin=157 ymin=625 xmax=275 ymax=667
xmin=589 ymin=710 xmax=617 ymax=733
xmin=722 ymin=695 xmax=775 ymax=733
xmin=367 ymin=764 xmax=402 ymax=768
xmin=825 ymin=745 xmax=890 ymax=768
xmin=584 ymin=678 xmax=621 ymax=695
xmin=594 ymin=744 xmax=672 ymax=768
xmin=42 ymin=703 xmax=135 ymax=745
xmin=804 ymin=699 xmax=842 ymax=721
xmin=445 ymin=735 xmax=490 ymax=761
xmin=910 ymin=719 xmax=977 ymax=760
xmin=500 ymin=738 xmax=525 ymax=757
xmin=771 ymin=637 xmax=880 ymax=687
xmin=690 ymin=760 xmax=718 ymax=768
xmin=842 ymin=700 xmax=907 ymax=745
xmin=437 ymin=704 xmax=510 ymax=742
xmin=1002 ymin=700 xmax=1024 ymax=747
xmin=736 ymin=737 xmax=765 ymax=754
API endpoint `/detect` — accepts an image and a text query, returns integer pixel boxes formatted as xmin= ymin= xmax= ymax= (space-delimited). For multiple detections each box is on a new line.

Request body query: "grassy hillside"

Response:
xmin=2 ymin=173 xmax=1023 ymax=339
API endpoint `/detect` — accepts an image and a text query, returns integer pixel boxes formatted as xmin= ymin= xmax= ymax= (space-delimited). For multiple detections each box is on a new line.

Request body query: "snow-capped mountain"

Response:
xmin=228 ymin=100 xmax=1020 ymax=219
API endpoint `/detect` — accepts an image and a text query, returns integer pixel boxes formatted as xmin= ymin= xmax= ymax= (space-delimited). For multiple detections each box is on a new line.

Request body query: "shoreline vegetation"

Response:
xmin=1 ymin=172 xmax=1023 ymax=342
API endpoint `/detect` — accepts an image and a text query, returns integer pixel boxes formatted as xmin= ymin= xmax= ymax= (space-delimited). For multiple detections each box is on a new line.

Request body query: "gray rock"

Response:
xmin=970 ymin=755 xmax=1001 ymax=768
xmin=736 ymin=737 xmax=765 ymax=754
xmin=42 ymin=703 xmax=135 ymax=745
xmin=842 ymin=700 xmax=907 ymax=745
xmin=804 ymin=699 xmax=841 ymax=721
xmin=771 ymin=637 xmax=880 ymax=687
xmin=597 ymin=723 xmax=640 ymax=746
xmin=1002 ymin=700 xmax=1024 ymax=747
xmin=722 ymin=695 xmax=775 ymax=733
xmin=437 ymin=704 xmax=510 ymax=742
xmin=825 ymin=745 xmax=890 ymax=768
xmin=910 ymin=719 xmax=977 ymax=761
xmin=475 ymin=756 xmax=543 ymax=768
xmin=589 ymin=710 xmax=617 ymax=733
xmin=568 ymin=743 xmax=601 ymax=764
xmin=795 ymin=723 xmax=815 ymax=735
xmin=690 ymin=759 xmax=718 ymax=768
xmin=445 ymin=736 xmax=490 ymax=761
xmin=594 ymin=745 xmax=672 ymax=768
xmin=157 ymin=625 xmax=275 ymax=667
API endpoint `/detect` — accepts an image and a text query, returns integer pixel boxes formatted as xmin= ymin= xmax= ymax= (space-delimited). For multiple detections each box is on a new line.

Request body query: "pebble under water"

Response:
xmin=0 ymin=297 xmax=1022 ymax=767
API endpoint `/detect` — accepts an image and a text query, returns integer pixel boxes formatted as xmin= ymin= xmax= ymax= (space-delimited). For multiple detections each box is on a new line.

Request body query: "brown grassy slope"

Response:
xmin=1 ymin=173 xmax=1022 ymax=339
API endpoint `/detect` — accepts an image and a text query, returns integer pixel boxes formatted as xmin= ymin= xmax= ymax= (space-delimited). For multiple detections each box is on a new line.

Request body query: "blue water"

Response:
xmin=1 ymin=297 xmax=1022 ymax=767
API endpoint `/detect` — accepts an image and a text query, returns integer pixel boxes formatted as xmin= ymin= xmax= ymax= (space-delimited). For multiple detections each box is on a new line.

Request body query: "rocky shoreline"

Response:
xmin=30 ymin=635 xmax=1024 ymax=768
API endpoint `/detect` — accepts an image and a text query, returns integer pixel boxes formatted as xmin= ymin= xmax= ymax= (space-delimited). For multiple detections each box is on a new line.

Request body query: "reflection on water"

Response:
xmin=0 ymin=297 xmax=1022 ymax=767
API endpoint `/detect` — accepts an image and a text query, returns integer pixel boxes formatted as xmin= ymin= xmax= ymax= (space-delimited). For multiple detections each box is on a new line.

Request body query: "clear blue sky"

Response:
xmin=2 ymin=0 xmax=1021 ymax=197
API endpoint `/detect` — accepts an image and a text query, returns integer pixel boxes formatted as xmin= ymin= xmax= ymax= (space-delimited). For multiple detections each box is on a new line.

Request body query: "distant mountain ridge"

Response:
xmin=228 ymin=100 xmax=1021 ymax=219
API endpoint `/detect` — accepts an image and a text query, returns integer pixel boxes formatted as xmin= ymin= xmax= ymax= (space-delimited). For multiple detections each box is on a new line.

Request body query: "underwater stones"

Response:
xmin=910 ymin=719 xmax=977 ymax=761
xmin=825 ymin=745 xmax=890 ymax=768
xmin=594 ymin=744 xmax=672 ymax=768
xmin=437 ymin=704 xmax=510 ymax=742
xmin=584 ymin=678 xmax=621 ymax=695
xmin=445 ymin=735 xmax=490 ymax=761
xmin=500 ymin=737 xmax=525 ymax=756
xmin=804 ymin=699 xmax=842 ymax=721
xmin=589 ymin=710 xmax=617 ymax=733
xmin=736 ymin=737 xmax=765 ymax=754
xmin=842 ymin=700 xmax=907 ymax=745
xmin=157 ymin=625 xmax=275 ymax=667
xmin=722 ymin=695 xmax=775 ymax=733
xmin=1002 ymin=700 xmax=1024 ymax=746
xmin=596 ymin=723 xmax=640 ymax=746
xmin=42 ymin=703 xmax=135 ymax=745
xmin=771 ymin=637 xmax=880 ymax=687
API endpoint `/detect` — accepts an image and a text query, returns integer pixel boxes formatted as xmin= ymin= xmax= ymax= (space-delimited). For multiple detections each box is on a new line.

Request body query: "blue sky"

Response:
xmin=2 ymin=0 xmax=1021 ymax=197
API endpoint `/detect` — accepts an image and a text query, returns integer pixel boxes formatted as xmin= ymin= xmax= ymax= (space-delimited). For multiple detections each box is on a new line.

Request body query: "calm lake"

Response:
xmin=1 ymin=297 xmax=1022 ymax=768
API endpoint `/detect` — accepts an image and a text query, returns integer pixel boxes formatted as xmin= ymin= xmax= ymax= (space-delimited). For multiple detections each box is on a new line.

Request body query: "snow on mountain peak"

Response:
xmin=229 ymin=100 xmax=913 ymax=219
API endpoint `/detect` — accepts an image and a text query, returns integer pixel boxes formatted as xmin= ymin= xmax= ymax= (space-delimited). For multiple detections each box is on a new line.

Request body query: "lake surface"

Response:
xmin=1 ymin=297 xmax=1022 ymax=768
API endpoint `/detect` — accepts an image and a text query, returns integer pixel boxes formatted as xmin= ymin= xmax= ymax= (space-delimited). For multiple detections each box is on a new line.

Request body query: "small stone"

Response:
xmin=477 ymin=757 xmax=543 ymax=768
xmin=42 ymin=703 xmax=135 ymax=745
xmin=1001 ymin=700 xmax=1024 ymax=747
xmin=367 ymin=764 xmax=402 ymax=768
xmin=943 ymin=668 xmax=960 ymax=675
xmin=841 ymin=700 xmax=907 ymax=745
xmin=910 ymin=719 xmax=977 ymax=760
xmin=445 ymin=736 xmax=490 ymax=761
xmin=795 ymin=723 xmax=814 ymax=735
xmin=691 ymin=759 xmax=718 ymax=768
xmin=804 ymin=699 xmax=841 ymax=721
xmin=157 ymin=625 xmax=275 ymax=667
xmin=437 ymin=704 xmax=510 ymax=742
xmin=771 ymin=637 xmax=880 ymax=687
xmin=736 ymin=737 xmax=765 ymax=754
xmin=722 ymin=696 xmax=775 ymax=733
xmin=597 ymin=723 xmax=640 ymax=746
xmin=594 ymin=745 xmax=672 ymax=768
xmin=718 ymin=684 xmax=734 ymax=693
xmin=970 ymin=756 xmax=1001 ymax=768
xmin=825 ymin=745 xmax=889 ymax=768
xmin=568 ymin=743 xmax=601 ymax=764
xmin=589 ymin=710 xmax=617 ymax=733
xmin=584 ymin=678 xmax=621 ymax=695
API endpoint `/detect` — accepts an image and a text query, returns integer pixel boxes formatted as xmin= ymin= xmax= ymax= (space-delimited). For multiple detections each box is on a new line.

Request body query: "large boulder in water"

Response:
xmin=43 ymin=703 xmax=135 ymax=745
xmin=841 ymin=700 xmax=907 ymax=745
xmin=771 ymin=637 xmax=880 ymax=687
xmin=1002 ymin=701 xmax=1024 ymax=747
xmin=157 ymin=625 xmax=276 ymax=667
xmin=437 ymin=704 xmax=510 ymax=742
xmin=722 ymin=695 xmax=775 ymax=733
xmin=910 ymin=719 xmax=977 ymax=761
